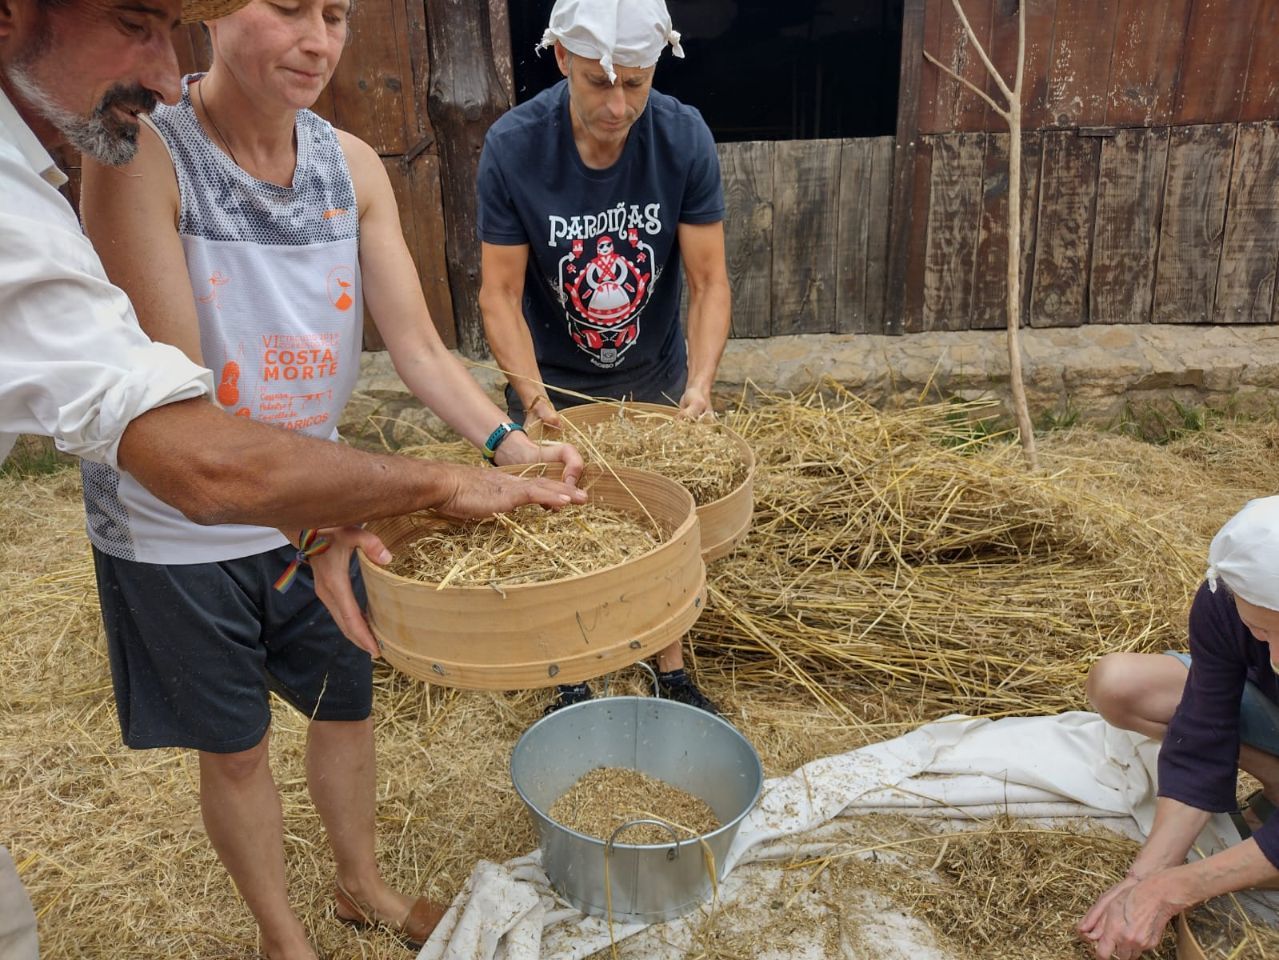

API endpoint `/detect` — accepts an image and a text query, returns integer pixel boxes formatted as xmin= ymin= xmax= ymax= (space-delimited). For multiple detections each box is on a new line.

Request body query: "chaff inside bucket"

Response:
xmin=510 ymin=696 xmax=763 ymax=923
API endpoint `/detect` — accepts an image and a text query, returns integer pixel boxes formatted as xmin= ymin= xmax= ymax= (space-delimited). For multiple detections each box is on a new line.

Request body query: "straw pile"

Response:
xmin=2 ymin=392 xmax=1277 ymax=957
xmin=563 ymin=410 xmax=748 ymax=504
xmin=385 ymin=502 xmax=661 ymax=586
xmin=548 ymin=767 xmax=720 ymax=845
xmin=693 ymin=383 xmax=1208 ymax=718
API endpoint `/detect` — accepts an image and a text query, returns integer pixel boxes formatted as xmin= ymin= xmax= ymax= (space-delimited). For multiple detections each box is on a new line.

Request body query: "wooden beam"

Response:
xmin=885 ymin=0 xmax=929 ymax=336
xmin=424 ymin=0 xmax=512 ymax=358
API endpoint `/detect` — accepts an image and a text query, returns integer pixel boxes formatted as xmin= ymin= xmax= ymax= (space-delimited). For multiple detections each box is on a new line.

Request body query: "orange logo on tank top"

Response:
xmin=217 ymin=360 xmax=241 ymax=407
xmin=321 ymin=208 xmax=350 ymax=220
xmin=234 ymin=407 xmax=252 ymax=417
xmin=196 ymin=271 xmax=231 ymax=310
xmin=326 ymin=265 xmax=355 ymax=312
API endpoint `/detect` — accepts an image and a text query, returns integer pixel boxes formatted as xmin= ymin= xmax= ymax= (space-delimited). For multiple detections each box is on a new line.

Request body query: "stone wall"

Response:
xmin=342 ymin=324 xmax=1279 ymax=447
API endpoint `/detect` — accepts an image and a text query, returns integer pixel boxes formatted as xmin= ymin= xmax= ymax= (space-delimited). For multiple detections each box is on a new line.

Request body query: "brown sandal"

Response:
xmin=334 ymin=881 xmax=448 ymax=948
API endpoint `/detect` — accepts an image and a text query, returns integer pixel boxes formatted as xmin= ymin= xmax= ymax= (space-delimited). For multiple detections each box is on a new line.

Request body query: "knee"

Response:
xmin=1085 ymin=653 xmax=1147 ymax=724
xmin=200 ymin=734 xmax=270 ymax=784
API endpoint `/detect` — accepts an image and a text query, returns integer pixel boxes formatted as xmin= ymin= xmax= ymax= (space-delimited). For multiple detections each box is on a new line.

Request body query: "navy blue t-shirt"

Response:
xmin=1159 ymin=580 xmax=1279 ymax=868
xmin=477 ymin=80 xmax=724 ymax=406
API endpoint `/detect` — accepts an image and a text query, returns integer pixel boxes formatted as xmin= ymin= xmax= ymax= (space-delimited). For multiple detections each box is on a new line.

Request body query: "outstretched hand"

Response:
xmin=306 ymin=525 xmax=390 ymax=658
xmin=431 ymin=462 xmax=587 ymax=521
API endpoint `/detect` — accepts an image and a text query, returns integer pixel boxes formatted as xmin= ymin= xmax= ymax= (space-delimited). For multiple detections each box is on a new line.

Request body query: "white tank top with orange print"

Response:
xmin=82 ymin=75 xmax=363 ymax=564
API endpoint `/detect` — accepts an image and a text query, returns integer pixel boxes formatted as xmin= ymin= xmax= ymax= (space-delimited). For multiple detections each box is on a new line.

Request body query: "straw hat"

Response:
xmin=181 ymin=0 xmax=251 ymax=23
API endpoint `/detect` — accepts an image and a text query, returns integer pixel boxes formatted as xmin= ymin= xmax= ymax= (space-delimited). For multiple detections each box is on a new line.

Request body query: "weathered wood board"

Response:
xmin=1152 ymin=125 xmax=1234 ymax=324
xmin=771 ymin=141 xmax=843 ymax=336
xmin=718 ymin=141 xmax=775 ymax=339
xmin=1029 ymin=131 xmax=1100 ymax=327
xmin=1175 ymin=0 xmax=1262 ymax=125
xmin=971 ymin=132 xmax=1043 ymax=330
xmin=1105 ymin=0 xmax=1192 ymax=127
xmin=1044 ymin=0 xmax=1120 ymax=128
xmin=835 ymin=137 xmax=893 ymax=334
xmin=921 ymin=133 xmax=986 ymax=331
xmin=1213 ymin=122 xmax=1279 ymax=324
xmin=1089 ymin=127 xmax=1169 ymax=324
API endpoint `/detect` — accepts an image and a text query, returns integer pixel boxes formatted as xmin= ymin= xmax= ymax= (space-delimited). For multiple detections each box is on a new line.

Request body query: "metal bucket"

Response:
xmin=510 ymin=696 xmax=763 ymax=924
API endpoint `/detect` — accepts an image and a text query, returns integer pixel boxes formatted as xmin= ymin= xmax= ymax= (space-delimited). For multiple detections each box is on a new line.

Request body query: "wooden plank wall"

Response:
xmin=908 ymin=122 xmax=1279 ymax=331
xmin=717 ymin=138 xmax=895 ymax=337
xmin=919 ymin=0 xmax=1279 ymax=134
xmin=897 ymin=0 xmax=1279 ymax=332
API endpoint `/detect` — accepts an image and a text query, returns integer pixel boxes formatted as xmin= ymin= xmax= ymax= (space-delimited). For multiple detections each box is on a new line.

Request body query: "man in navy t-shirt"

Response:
xmin=477 ymin=0 xmax=732 ymax=712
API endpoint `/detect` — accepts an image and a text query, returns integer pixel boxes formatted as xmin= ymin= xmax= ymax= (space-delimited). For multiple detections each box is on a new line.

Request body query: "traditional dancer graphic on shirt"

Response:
xmin=558 ymin=228 xmax=656 ymax=368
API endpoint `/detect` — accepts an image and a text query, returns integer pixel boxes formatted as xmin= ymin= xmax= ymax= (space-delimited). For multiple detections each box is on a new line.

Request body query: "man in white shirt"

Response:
xmin=0 ymin=1 xmax=584 ymax=954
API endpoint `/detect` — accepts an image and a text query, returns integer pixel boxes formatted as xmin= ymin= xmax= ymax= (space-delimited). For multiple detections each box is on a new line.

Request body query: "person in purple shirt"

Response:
xmin=1079 ymin=496 xmax=1279 ymax=960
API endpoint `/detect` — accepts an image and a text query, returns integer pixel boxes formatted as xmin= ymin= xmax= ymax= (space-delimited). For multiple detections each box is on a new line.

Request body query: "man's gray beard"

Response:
xmin=6 ymin=62 xmax=141 ymax=167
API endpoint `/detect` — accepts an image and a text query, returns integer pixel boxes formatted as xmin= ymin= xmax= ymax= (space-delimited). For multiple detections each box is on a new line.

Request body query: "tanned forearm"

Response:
xmin=685 ymin=278 xmax=731 ymax=395
xmin=480 ymin=289 xmax=545 ymax=412
xmin=121 ymin=398 xmax=498 ymax=529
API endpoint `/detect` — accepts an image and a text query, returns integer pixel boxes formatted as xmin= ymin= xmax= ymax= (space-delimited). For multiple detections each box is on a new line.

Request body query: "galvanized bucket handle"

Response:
xmin=605 ymin=818 xmax=682 ymax=861
xmin=600 ymin=659 xmax=662 ymax=700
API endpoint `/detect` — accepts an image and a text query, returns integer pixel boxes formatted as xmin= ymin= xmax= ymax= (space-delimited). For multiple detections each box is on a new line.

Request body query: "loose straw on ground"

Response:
xmin=3 ymin=395 xmax=1278 ymax=956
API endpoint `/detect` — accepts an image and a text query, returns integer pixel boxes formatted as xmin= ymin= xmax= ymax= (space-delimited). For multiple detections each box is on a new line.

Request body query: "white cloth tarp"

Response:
xmin=418 ymin=712 xmax=1267 ymax=960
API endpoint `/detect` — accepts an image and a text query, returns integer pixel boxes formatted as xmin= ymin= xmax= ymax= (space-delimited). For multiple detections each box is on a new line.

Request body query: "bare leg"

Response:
xmin=1085 ymin=652 xmax=1188 ymax=740
xmin=199 ymin=731 xmax=315 ymax=960
xmin=654 ymin=639 xmax=685 ymax=673
xmin=306 ymin=718 xmax=416 ymax=925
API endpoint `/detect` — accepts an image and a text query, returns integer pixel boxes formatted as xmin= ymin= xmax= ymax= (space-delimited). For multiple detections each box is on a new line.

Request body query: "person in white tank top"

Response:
xmin=78 ymin=2 xmax=583 ymax=957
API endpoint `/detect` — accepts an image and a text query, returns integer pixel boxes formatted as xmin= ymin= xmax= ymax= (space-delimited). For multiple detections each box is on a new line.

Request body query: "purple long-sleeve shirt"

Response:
xmin=1159 ymin=581 xmax=1279 ymax=869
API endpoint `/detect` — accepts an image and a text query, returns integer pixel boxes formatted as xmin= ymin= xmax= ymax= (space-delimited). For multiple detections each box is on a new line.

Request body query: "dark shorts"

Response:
xmin=92 ymin=544 xmax=373 ymax=754
xmin=1166 ymin=651 xmax=1279 ymax=756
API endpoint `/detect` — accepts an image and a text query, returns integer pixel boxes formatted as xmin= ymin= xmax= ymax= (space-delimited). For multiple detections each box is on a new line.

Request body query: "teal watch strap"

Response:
xmin=482 ymin=421 xmax=525 ymax=461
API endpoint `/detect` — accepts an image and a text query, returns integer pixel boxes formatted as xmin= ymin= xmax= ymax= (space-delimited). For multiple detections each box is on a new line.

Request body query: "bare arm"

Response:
xmin=677 ymin=220 xmax=731 ymax=418
xmin=478 ymin=241 xmax=560 ymax=426
xmin=118 ymin=398 xmax=580 ymax=528
xmin=81 ymin=123 xmax=204 ymax=364
xmin=1079 ymin=797 xmax=1279 ymax=959
xmin=345 ymin=134 xmax=580 ymax=476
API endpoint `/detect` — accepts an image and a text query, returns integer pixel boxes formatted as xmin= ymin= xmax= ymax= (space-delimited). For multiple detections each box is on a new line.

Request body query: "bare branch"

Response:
xmin=1014 ymin=0 xmax=1026 ymax=98
xmin=922 ymin=51 xmax=1010 ymax=121
xmin=948 ymin=0 xmax=1015 ymax=103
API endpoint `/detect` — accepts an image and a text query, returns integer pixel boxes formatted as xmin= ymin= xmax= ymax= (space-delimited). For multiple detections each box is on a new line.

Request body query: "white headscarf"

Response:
xmin=539 ymin=0 xmax=685 ymax=84
xmin=1207 ymin=496 xmax=1279 ymax=611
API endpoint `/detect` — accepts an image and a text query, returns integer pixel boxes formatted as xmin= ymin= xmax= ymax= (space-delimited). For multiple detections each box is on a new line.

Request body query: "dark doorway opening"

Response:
xmin=508 ymin=1 xmax=904 ymax=142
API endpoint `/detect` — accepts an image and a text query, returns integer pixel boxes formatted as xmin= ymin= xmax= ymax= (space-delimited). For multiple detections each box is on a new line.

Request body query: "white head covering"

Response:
xmin=539 ymin=0 xmax=685 ymax=84
xmin=1207 ymin=496 xmax=1279 ymax=610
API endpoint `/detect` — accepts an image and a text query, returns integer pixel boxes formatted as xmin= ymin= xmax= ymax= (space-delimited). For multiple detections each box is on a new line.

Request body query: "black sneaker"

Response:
xmin=544 ymin=682 xmax=593 ymax=715
xmin=656 ymin=670 xmax=720 ymax=715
